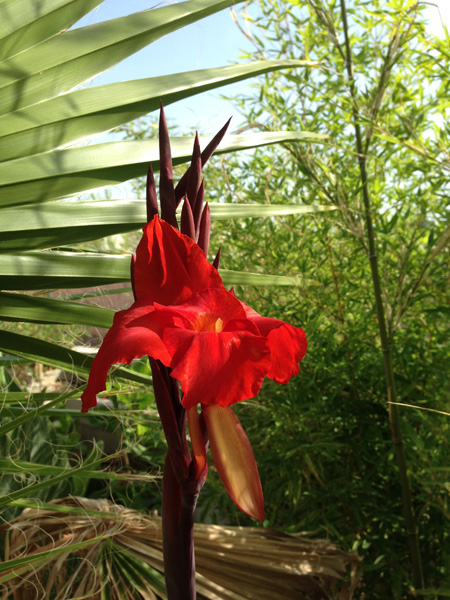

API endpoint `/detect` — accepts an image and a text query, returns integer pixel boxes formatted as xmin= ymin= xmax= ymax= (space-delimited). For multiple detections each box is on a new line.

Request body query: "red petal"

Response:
xmin=165 ymin=327 xmax=271 ymax=409
xmin=266 ymin=322 xmax=307 ymax=382
xmin=133 ymin=216 xmax=223 ymax=306
xmin=80 ymin=303 xmax=171 ymax=413
xmin=203 ymin=405 xmax=264 ymax=521
xmin=241 ymin=302 xmax=307 ymax=383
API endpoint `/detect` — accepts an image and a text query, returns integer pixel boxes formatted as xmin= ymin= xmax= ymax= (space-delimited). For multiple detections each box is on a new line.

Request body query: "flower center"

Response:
xmin=195 ymin=313 xmax=224 ymax=333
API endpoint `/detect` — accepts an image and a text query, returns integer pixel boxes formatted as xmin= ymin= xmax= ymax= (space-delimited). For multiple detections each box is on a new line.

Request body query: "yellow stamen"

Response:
xmin=215 ymin=317 xmax=224 ymax=333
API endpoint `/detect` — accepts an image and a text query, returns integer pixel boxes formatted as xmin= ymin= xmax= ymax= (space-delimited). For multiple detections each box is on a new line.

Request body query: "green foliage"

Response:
xmin=0 ymin=3 xmax=321 ymax=592
xmin=0 ymin=413 xmax=80 ymax=521
xmin=2 ymin=0 xmax=449 ymax=598
xmin=190 ymin=0 xmax=450 ymax=596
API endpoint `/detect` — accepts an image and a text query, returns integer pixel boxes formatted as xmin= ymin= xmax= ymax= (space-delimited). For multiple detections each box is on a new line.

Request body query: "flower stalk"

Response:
xmin=81 ymin=105 xmax=307 ymax=598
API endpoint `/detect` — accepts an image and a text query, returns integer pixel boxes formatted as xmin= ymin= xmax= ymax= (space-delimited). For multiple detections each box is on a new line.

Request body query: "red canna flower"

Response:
xmin=81 ymin=104 xmax=307 ymax=527
xmin=79 ymin=110 xmax=308 ymax=600
xmin=81 ymin=215 xmax=306 ymax=413
xmin=81 ymin=215 xmax=307 ymax=520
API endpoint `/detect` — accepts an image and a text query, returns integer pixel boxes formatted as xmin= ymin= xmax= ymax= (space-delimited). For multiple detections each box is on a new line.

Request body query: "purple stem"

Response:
xmin=162 ymin=455 xmax=198 ymax=600
xmin=150 ymin=358 xmax=189 ymax=483
xmin=151 ymin=357 xmax=204 ymax=600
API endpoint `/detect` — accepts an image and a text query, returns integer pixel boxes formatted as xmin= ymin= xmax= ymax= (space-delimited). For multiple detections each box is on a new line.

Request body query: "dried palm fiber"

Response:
xmin=0 ymin=497 xmax=361 ymax=600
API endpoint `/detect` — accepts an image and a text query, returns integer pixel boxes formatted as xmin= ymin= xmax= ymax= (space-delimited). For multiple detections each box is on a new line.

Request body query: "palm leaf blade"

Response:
xmin=0 ymin=60 xmax=317 ymax=161
xmin=0 ymin=132 xmax=327 ymax=208
xmin=0 ymin=252 xmax=309 ymax=290
xmin=0 ymin=0 xmax=103 ymax=59
xmin=0 ymin=0 xmax=242 ymax=113
xmin=0 ymin=200 xmax=335 ymax=252
xmin=0 ymin=329 xmax=151 ymax=384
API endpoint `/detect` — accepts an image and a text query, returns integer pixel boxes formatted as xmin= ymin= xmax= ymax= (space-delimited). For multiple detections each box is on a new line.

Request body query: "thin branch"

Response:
xmin=339 ymin=0 xmax=424 ymax=592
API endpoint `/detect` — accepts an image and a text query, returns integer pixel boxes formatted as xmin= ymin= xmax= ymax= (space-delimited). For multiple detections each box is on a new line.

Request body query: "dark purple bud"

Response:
xmin=175 ymin=117 xmax=232 ymax=207
xmin=197 ymin=201 xmax=210 ymax=256
xmin=180 ymin=197 xmax=196 ymax=240
xmin=159 ymin=102 xmax=177 ymax=228
xmin=186 ymin=133 xmax=202 ymax=210
xmin=212 ymin=247 xmax=221 ymax=270
xmin=146 ymin=162 xmax=159 ymax=222
xmin=192 ymin=179 xmax=204 ymax=236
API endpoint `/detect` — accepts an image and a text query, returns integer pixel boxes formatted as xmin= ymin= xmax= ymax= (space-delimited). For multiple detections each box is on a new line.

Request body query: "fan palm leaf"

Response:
xmin=0 ymin=497 xmax=361 ymax=599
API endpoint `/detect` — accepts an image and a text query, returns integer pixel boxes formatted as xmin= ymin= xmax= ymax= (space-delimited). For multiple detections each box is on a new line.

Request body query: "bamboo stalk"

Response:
xmin=338 ymin=0 xmax=424 ymax=592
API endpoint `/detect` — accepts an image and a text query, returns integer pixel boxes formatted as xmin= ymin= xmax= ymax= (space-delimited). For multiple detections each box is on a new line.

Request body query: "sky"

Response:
xmin=75 ymin=0 xmax=450 ymax=134
xmin=76 ymin=1 xmax=256 ymax=132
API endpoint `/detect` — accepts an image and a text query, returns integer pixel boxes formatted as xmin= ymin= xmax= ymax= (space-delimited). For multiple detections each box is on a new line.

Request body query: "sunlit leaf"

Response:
xmin=0 ymin=132 xmax=327 ymax=208
xmin=0 ymin=0 xmax=242 ymax=113
xmin=0 ymin=252 xmax=312 ymax=289
xmin=0 ymin=0 xmax=102 ymax=59
xmin=0 ymin=200 xmax=336 ymax=252
xmin=1 ymin=60 xmax=317 ymax=161
xmin=0 ymin=329 xmax=151 ymax=384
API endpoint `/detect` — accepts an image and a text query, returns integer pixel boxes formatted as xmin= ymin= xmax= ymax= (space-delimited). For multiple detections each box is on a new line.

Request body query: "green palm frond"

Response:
xmin=0 ymin=0 xmax=329 ymax=532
